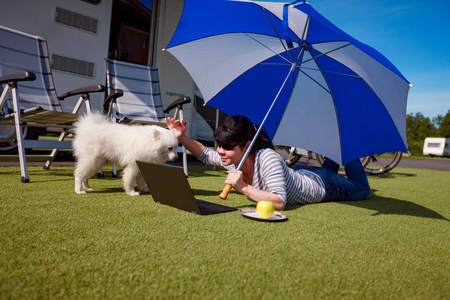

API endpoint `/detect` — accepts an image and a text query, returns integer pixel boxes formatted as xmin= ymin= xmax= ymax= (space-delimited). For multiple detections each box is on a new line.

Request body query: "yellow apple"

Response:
xmin=256 ymin=201 xmax=274 ymax=219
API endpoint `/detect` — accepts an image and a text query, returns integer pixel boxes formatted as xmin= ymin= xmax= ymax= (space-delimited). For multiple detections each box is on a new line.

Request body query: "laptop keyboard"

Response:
xmin=196 ymin=199 xmax=236 ymax=214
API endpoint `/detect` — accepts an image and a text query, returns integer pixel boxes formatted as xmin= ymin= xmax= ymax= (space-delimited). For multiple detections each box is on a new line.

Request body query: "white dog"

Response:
xmin=72 ymin=113 xmax=179 ymax=196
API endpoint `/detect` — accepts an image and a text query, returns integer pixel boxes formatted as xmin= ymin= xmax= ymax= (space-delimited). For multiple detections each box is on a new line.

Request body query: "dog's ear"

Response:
xmin=153 ymin=129 xmax=161 ymax=141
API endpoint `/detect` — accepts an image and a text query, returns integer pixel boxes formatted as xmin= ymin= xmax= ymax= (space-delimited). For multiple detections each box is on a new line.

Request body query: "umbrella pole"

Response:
xmin=220 ymin=63 xmax=297 ymax=199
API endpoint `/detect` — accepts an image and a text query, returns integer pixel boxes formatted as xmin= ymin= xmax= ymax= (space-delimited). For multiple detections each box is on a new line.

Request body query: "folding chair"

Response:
xmin=103 ymin=58 xmax=191 ymax=176
xmin=0 ymin=25 xmax=106 ymax=182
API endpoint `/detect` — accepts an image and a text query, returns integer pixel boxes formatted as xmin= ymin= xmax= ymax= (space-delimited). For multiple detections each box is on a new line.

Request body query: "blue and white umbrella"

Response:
xmin=165 ymin=0 xmax=410 ymax=166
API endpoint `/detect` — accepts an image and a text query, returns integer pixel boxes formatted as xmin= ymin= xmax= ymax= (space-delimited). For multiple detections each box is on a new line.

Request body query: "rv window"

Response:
xmin=55 ymin=7 xmax=99 ymax=34
xmin=427 ymin=143 xmax=441 ymax=148
xmin=51 ymin=55 xmax=95 ymax=78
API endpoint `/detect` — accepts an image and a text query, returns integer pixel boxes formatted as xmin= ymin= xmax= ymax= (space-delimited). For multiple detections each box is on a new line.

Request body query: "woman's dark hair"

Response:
xmin=213 ymin=115 xmax=274 ymax=153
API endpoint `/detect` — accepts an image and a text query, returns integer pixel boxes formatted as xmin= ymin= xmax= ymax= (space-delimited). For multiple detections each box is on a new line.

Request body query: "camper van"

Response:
xmin=0 ymin=0 xmax=221 ymax=154
xmin=422 ymin=137 xmax=450 ymax=157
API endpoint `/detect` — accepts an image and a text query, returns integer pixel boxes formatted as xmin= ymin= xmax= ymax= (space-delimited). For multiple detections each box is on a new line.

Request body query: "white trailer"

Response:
xmin=423 ymin=137 xmax=450 ymax=157
xmin=0 ymin=0 xmax=222 ymax=153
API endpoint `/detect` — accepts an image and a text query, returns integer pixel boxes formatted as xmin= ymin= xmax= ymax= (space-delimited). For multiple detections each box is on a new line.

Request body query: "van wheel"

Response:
xmin=0 ymin=125 xmax=39 ymax=154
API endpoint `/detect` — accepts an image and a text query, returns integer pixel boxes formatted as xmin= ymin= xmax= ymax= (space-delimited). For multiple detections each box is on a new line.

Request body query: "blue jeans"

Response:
xmin=298 ymin=159 xmax=370 ymax=202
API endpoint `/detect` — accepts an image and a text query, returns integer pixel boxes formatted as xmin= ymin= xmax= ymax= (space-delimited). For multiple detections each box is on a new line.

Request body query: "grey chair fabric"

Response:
xmin=106 ymin=58 xmax=165 ymax=124
xmin=0 ymin=25 xmax=61 ymax=111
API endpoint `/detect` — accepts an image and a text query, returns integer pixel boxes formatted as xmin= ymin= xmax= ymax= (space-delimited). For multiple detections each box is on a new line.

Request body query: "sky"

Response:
xmin=307 ymin=0 xmax=450 ymax=119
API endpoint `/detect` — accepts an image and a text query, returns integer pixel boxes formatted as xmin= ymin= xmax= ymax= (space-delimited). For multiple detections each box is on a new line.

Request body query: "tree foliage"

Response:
xmin=406 ymin=110 xmax=450 ymax=155
xmin=435 ymin=110 xmax=450 ymax=137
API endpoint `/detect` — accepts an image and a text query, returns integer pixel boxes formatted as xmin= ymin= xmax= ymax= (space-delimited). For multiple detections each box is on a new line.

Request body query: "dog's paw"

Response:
xmin=75 ymin=190 xmax=87 ymax=195
xmin=125 ymin=191 xmax=139 ymax=196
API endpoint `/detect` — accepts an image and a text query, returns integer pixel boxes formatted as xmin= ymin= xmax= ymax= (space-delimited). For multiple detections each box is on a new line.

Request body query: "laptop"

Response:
xmin=136 ymin=161 xmax=237 ymax=215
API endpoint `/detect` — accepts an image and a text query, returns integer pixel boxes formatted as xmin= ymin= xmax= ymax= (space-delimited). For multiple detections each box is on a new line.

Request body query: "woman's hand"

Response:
xmin=226 ymin=169 xmax=286 ymax=210
xmin=225 ymin=169 xmax=247 ymax=193
xmin=165 ymin=117 xmax=205 ymax=158
xmin=165 ymin=117 xmax=186 ymax=138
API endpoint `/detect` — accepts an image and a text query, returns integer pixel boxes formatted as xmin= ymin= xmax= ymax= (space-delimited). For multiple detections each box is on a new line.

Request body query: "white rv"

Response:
xmin=0 ymin=0 xmax=219 ymax=154
xmin=422 ymin=137 xmax=450 ymax=157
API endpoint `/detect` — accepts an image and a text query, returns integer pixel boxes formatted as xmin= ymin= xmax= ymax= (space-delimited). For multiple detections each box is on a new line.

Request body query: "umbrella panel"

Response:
xmin=167 ymin=0 xmax=300 ymax=49
xmin=273 ymin=47 xmax=408 ymax=165
xmin=206 ymin=49 xmax=300 ymax=138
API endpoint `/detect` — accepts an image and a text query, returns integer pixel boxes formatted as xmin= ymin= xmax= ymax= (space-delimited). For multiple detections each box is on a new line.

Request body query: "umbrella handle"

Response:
xmin=219 ymin=184 xmax=232 ymax=200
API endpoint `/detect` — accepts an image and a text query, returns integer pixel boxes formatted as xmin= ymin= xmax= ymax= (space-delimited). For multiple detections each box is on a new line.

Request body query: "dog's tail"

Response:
xmin=73 ymin=113 xmax=110 ymax=134
xmin=74 ymin=113 xmax=109 ymax=127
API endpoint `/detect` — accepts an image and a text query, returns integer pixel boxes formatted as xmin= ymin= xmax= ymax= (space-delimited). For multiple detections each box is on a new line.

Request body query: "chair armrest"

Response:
xmin=164 ymin=96 xmax=191 ymax=113
xmin=58 ymin=84 xmax=106 ymax=100
xmin=103 ymin=89 xmax=124 ymax=107
xmin=0 ymin=71 xmax=36 ymax=85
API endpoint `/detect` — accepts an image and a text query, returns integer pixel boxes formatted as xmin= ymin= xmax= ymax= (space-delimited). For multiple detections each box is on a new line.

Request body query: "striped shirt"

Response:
xmin=198 ymin=147 xmax=326 ymax=205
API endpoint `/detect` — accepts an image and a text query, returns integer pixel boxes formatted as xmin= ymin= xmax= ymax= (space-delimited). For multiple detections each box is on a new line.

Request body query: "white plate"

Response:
xmin=239 ymin=208 xmax=288 ymax=222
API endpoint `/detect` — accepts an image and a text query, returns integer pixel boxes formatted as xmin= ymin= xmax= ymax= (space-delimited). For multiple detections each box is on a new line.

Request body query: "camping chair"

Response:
xmin=103 ymin=58 xmax=191 ymax=176
xmin=0 ymin=25 xmax=106 ymax=182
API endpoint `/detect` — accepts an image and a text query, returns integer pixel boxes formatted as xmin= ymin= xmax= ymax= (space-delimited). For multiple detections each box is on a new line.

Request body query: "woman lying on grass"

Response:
xmin=165 ymin=115 xmax=370 ymax=210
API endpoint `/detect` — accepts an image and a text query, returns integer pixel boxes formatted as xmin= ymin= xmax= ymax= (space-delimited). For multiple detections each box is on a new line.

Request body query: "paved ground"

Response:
xmin=1 ymin=151 xmax=449 ymax=171
xmin=396 ymin=158 xmax=450 ymax=171
xmin=293 ymin=155 xmax=450 ymax=172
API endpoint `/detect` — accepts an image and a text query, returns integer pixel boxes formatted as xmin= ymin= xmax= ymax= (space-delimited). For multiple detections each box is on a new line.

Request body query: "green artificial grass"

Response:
xmin=0 ymin=165 xmax=448 ymax=299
